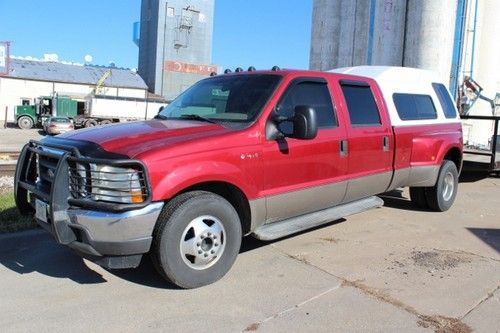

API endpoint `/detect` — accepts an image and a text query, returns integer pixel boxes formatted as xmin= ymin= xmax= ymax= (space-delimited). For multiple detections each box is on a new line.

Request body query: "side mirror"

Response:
xmin=290 ymin=105 xmax=318 ymax=140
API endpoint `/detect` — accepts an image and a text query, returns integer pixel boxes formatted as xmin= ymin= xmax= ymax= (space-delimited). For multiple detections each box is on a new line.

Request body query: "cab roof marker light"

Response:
xmin=248 ymin=66 xmax=256 ymax=71
xmin=235 ymin=67 xmax=243 ymax=72
xmin=209 ymin=72 xmax=217 ymax=76
xmin=271 ymin=66 xmax=280 ymax=71
xmin=224 ymin=69 xmax=232 ymax=74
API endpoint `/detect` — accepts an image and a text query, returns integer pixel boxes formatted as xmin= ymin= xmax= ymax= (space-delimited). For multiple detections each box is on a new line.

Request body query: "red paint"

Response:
xmin=59 ymin=70 xmax=463 ymax=202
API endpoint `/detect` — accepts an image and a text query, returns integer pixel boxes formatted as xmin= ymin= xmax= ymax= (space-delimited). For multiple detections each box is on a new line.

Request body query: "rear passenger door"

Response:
xmin=335 ymin=80 xmax=394 ymax=202
xmin=262 ymin=78 xmax=348 ymax=223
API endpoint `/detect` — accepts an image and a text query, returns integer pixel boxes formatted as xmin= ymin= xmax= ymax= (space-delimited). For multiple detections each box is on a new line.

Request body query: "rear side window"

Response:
xmin=340 ymin=83 xmax=381 ymax=126
xmin=393 ymin=94 xmax=437 ymax=120
xmin=432 ymin=83 xmax=457 ymax=118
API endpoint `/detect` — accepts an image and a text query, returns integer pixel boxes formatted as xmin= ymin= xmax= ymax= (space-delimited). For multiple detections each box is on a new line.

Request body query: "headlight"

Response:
xmin=89 ymin=164 xmax=145 ymax=204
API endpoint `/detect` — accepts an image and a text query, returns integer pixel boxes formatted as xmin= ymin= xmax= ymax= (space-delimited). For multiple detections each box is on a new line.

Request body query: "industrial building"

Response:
xmin=138 ymin=0 xmax=216 ymax=101
xmin=310 ymin=0 xmax=500 ymax=147
xmin=0 ymin=58 xmax=151 ymax=127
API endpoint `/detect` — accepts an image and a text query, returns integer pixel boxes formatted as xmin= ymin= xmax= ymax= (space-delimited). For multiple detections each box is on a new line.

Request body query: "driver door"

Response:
xmin=262 ymin=77 xmax=348 ymax=223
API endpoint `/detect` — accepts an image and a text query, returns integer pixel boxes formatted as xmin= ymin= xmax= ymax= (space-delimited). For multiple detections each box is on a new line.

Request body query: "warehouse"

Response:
xmin=0 ymin=58 xmax=149 ymax=127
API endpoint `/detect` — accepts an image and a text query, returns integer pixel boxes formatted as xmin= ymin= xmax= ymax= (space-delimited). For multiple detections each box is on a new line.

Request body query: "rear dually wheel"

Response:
xmin=425 ymin=160 xmax=459 ymax=212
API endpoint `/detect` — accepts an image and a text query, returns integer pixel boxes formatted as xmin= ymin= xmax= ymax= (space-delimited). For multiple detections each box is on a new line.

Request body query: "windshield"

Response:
xmin=158 ymin=74 xmax=281 ymax=126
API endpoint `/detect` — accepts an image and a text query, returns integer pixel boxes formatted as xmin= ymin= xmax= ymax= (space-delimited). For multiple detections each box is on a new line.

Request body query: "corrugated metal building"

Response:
xmin=0 ymin=58 xmax=149 ymax=126
xmin=138 ymin=0 xmax=216 ymax=101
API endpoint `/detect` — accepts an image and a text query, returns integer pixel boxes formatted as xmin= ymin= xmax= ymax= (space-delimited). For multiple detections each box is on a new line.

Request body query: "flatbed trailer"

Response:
xmin=461 ymin=115 xmax=500 ymax=174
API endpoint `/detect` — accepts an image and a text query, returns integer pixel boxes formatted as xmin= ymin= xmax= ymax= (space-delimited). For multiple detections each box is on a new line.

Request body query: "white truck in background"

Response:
xmin=75 ymin=95 xmax=167 ymax=128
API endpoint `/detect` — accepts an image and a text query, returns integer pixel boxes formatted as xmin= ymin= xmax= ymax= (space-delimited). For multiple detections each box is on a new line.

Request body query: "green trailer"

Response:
xmin=15 ymin=95 xmax=79 ymax=129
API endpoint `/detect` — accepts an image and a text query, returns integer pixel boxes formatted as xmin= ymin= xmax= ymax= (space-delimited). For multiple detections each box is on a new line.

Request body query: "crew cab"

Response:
xmin=15 ymin=66 xmax=463 ymax=288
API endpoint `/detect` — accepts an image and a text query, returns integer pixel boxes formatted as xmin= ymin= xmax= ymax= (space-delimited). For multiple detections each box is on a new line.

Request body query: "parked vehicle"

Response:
xmin=43 ymin=116 xmax=74 ymax=135
xmin=15 ymin=96 xmax=78 ymax=129
xmin=15 ymin=94 xmax=166 ymax=129
xmin=15 ymin=66 xmax=463 ymax=288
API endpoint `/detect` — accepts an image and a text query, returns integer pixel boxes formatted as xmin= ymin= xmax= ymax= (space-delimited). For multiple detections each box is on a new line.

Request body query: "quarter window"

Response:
xmin=393 ymin=93 xmax=437 ymax=120
xmin=340 ymin=83 xmax=381 ymax=126
xmin=432 ymin=83 xmax=457 ymax=118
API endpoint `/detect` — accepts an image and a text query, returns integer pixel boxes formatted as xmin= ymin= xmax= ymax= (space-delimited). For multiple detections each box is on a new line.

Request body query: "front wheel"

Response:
xmin=151 ymin=191 xmax=242 ymax=288
xmin=17 ymin=116 xmax=34 ymax=129
xmin=425 ymin=160 xmax=459 ymax=212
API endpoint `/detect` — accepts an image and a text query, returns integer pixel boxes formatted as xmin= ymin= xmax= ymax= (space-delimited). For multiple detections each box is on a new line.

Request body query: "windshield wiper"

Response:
xmin=179 ymin=114 xmax=217 ymax=124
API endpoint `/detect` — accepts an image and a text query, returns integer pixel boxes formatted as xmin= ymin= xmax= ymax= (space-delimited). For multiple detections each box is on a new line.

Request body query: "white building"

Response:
xmin=0 ymin=58 xmax=149 ymax=127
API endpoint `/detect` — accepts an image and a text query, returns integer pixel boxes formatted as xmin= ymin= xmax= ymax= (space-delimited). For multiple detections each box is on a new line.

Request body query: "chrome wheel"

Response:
xmin=442 ymin=171 xmax=455 ymax=201
xmin=179 ymin=215 xmax=226 ymax=270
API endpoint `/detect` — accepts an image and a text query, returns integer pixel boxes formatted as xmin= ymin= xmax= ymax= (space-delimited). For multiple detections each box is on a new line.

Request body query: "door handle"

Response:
xmin=383 ymin=136 xmax=390 ymax=152
xmin=340 ymin=139 xmax=348 ymax=157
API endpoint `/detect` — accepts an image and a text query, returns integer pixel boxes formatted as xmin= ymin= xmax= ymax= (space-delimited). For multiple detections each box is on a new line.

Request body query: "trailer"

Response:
xmin=461 ymin=114 xmax=500 ymax=174
xmin=74 ymin=95 xmax=166 ymax=127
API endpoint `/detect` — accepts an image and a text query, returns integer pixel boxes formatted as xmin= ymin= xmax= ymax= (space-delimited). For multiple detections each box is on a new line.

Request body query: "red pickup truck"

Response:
xmin=15 ymin=66 xmax=463 ymax=288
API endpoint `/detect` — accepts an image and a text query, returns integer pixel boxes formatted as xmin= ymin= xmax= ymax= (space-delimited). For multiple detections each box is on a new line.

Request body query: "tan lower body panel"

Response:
xmin=248 ymin=165 xmax=440 ymax=231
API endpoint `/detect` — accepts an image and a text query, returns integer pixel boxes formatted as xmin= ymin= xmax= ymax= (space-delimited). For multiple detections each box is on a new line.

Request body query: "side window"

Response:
xmin=340 ymin=83 xmax=381 ymax=126
xmin=276 ymin=81 xmax=337 ymax=134
xmin=432 ymin=83 xmax=458 ymax=118
xmin=393 ymin=93 xmax=437 ymax=120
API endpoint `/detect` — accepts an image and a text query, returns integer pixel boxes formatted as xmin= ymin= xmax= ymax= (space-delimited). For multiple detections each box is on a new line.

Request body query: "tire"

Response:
xmin=85 ymin=119 xmax=98 ymax=127
xmin=100 ymin=119 xmax=112 ymax=125
xmin=17 ymin=116 xmax=34 ymax=129
xmin=409 ymin=187 xmax=428 ymax=209
xmin=151 ymin=191 xmax=242 ymax=289
xmin=425 ymin=160 xmax=459 ymax=212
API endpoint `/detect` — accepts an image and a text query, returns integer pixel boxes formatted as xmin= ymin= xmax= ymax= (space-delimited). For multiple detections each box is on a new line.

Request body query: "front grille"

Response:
xmin=68 ymin=162 xmax=91 ymax=199
xmin=37 ymin=153 xmax=60 ymax=193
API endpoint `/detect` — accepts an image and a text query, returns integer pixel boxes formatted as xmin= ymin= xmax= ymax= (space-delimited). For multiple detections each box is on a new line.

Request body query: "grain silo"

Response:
xmin=310 ymin=0 xmax=500 ymax=147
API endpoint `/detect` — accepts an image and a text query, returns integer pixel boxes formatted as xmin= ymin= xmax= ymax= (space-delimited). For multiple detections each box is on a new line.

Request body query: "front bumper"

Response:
xmin=15 ymin=140 xmax=163 ymax=269
xmin=37 ymin=201 xmax=164 ymax=268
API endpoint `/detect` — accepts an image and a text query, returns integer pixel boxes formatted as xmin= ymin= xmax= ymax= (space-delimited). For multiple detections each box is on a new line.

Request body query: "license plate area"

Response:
xmin=35 ymin=199 xmax=49 ymax=223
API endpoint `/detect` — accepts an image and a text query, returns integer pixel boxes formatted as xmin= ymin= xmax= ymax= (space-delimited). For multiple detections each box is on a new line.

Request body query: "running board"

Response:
xmin=252 ymin=196 xmax=384 ymax=241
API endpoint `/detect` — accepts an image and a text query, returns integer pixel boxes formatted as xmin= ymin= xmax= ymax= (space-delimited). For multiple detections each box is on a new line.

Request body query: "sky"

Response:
xmin=0 ymin=0 xmax=313 ymax=71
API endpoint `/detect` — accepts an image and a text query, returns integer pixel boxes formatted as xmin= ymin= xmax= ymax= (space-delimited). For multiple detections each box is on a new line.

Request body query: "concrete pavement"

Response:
xmin=0 ymin=128 xmax=44 ymax=152
xmin=0 ymin=175 xmax=499 ymax=332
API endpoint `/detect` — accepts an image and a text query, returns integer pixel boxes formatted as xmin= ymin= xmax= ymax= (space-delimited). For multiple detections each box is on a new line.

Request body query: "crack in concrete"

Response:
xmin=460 ymin=283 xmax=500 ymax=321
xmin=270 ymin=245 xmax=473 ymax=333
xmin=242 ymin=285 xmax=340 ymax=332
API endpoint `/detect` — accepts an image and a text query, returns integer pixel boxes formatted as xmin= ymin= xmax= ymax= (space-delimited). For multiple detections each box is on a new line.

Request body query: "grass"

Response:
xmin=0 ymin=191 xmax=38 ymax=233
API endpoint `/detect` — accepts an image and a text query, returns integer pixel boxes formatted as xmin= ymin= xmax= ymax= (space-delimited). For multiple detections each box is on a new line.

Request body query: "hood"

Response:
xmin=58 ymin=120 xmax=232 ymax=158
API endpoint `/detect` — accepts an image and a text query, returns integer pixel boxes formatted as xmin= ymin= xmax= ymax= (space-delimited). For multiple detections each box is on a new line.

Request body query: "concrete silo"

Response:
xmin=310 ymin=0 xmax=500 ymax=147
xmin=310 ymin=0 xmax=456 ymax=84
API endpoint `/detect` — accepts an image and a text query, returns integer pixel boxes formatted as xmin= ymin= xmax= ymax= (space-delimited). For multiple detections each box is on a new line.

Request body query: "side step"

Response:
xmin=252 ymin=196 xmax=384 ymax=241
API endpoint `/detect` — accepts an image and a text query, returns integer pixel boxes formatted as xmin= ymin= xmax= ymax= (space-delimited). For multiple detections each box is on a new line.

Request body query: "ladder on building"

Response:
xmin=95 ymin=69 xmax=112 ymax=95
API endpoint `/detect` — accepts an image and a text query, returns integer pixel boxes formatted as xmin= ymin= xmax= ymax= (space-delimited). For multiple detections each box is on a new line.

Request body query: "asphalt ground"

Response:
xmin=1 ymin=174 xmax=499 ymax=332
xmin=0 ymin=128 xmax=45 ymax=152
